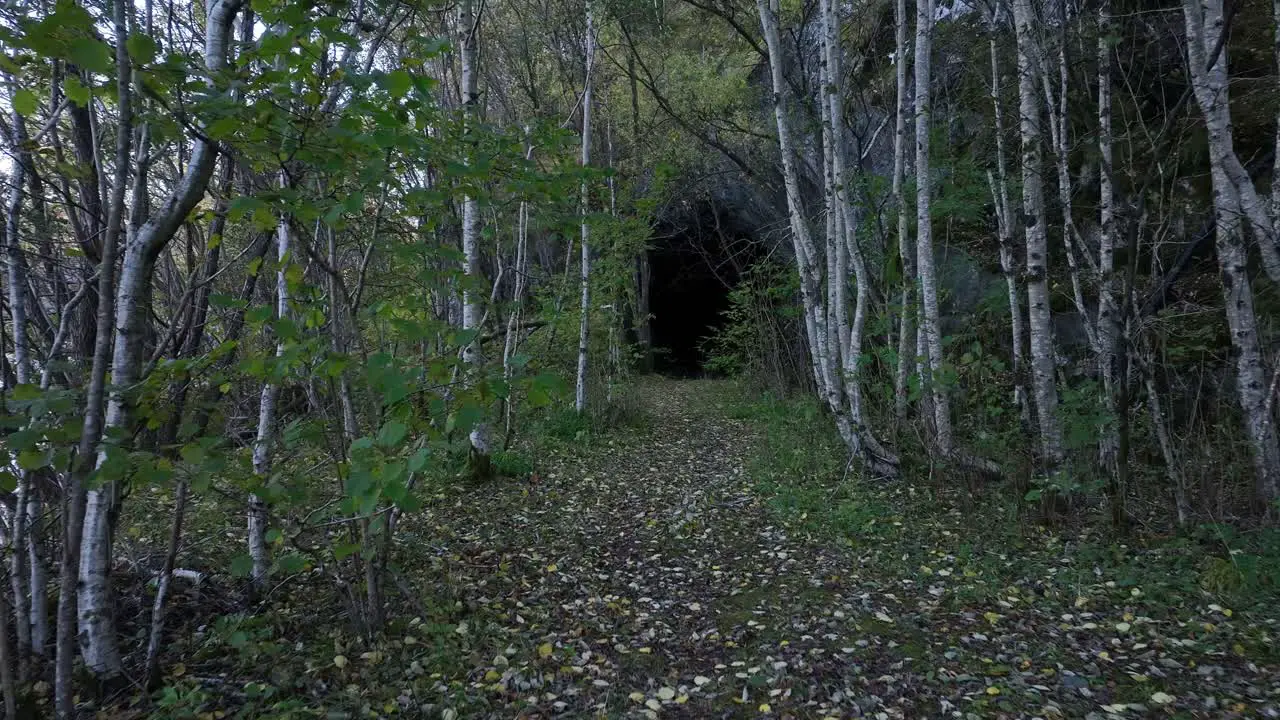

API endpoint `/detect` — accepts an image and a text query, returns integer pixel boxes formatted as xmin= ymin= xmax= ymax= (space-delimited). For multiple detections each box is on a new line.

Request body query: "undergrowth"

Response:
xmin=719 ymin=381 xmax=1280 ymax=621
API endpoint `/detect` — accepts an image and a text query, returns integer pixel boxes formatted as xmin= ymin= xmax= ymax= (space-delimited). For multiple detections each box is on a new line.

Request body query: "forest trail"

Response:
xmin=404 ymin=378 xmax=1278 ymax=719
xmin=416 ymin=378 xmax=884 ymax=718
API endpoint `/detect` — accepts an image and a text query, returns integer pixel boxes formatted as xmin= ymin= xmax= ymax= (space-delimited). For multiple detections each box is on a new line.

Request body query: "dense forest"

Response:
xmin=2 ymin=0 xmax=1280 ymax=715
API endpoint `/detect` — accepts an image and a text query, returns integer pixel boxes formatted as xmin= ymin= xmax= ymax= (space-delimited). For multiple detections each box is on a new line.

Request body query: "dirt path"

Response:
xmin=405 ymin=379 xmax=1278 ymax=719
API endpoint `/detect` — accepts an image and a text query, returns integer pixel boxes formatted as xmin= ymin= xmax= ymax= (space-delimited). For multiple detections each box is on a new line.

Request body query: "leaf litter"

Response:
xmin=167 ymin=379 xmax=1280 ymax=718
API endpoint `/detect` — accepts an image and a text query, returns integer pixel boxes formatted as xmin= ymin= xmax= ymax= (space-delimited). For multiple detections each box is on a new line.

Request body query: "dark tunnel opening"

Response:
xmin=647 ymin=202 xmax=764 ymax=377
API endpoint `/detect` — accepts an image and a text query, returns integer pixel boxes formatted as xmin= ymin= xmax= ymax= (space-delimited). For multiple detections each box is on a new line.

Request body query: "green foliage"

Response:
xmin=701 ymin=261 xmax=807 ymax=394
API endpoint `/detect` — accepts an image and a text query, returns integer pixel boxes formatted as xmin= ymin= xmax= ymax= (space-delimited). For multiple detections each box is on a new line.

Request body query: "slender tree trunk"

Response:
xmin=77 ymin=2 xmax=243 ymax=686
xmin=985 ymin=11 xmax=1028 ymax=426
xmin=821 ymin=0 xmax=895 ymax=467
xmin=893 ymin=0 xmax=914 ymax=422
xmin=249 ymin=213 xmax=289 ymax=594
xmin=1183 ymin=0 xmax=1280 ymax=508
xmin=755 ymin=0 xmax=893 ymax=475
xmin=73 ymin=0 xmax=134 ymax=686
xmin=4 ymin=99 xmax=34 ymax=676
xmin=503 ymin=135 xmax=533 ymax=441
xmin=1012 ymin=0 xmax=1063 ymax=465
xmin=1041 ymin=16 xmax=1098 ymax=353
xmin=1097 ymin=0 xmax=1123 ymax=480
xmin=459 ymin=0 xmax=491 ymax=472
xmin=0 ymin=565 xmax=16 ymax=719
xmin=914 ymin=0 xmax=951 ymax=456
xmin=576 ymin=1 xmax=595 ymax=414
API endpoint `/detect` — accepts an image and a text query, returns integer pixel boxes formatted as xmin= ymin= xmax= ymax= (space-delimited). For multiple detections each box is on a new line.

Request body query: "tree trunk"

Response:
xmin=73 ymin=0 xmax=135 ymax=687
xmin=576 ymin=1 xmax=595 ymax=414
xmin=914 ymin=0 xmax=951 ymax=457
xmin=1097 ymin=0 xmax=1123 ymax=483
xmin=1012 ymin=0 xmax=1064 ymax=465
xmin=893 ymin=0 xmax=914 ymax=422
xmin=459 ymin=0 xmax=491 ymax=473
xmin=1182 ymin=0 xmax=1280 ymax=508
xmin=4 ymin=98 xmax=34 ymax=676
xmin=249 ymin=213 xmax=289 ymax=594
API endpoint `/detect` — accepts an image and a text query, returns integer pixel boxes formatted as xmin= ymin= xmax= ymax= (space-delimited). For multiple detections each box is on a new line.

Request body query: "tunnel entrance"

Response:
xmin=647 ymin=201 xmax=763 ymax=376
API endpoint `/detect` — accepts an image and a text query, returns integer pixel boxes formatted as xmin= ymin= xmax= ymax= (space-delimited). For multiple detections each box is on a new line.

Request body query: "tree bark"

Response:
xmin=914 ymin=0 xmax=951 ymax=457
xmin=459 ymin=0 xmax=492 ymax=472
xmin=1182 ymin=0 xmax=1280 ymax=508
xmin=1011 ymin=0 xmax=1064 ymax=465
xmin=576 ymin=1 xmax=595 ymax=414
xmin=77 ymin=0 xmax=244 ymax=686
xmin=893 ymin=0 xmax=914 ymax=422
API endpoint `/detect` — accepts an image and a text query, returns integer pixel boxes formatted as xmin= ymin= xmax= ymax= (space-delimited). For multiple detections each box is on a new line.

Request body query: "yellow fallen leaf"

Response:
xmin=538 ymin=642 xmax=553 ymax=659
xmin=758 ymin=703 xmax=772 ymax=713
xmin=333 ymin=655 xmax=348 ymax=669
xmin=1150 ymin=691 xmax=1176 ymax=705
xmin=658 ymin=687 xmax=676 ymax=700
xmin=986 ymin=686 xmax=1001 ymax=695
xmin=484 ymin=670 xmax=502 ymax=682
xmin=546 ymin=563 xmax=558 ymax=572
xmin=629 ymin=692 xmax=645 ymax=703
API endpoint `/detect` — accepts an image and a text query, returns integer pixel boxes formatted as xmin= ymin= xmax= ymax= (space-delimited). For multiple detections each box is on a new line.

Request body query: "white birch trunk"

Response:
xmin=1041 ymin=23 xmax=1099 ymax=354
xmin=249 ymin=213 xmax=288 ymax=592
xmin=78 ymin=1 xmax=244 ymax=681
xmin=914 ymin=0 xmax=952 ymax=456
xmin=1012 ymin=0 xmax=1064 ymax=465
xmin=893 ymin=0 xmax=914 ymax=421
xmin=1182 ymin=0 xmax=1280 ymax=506
xmin=4 ymin=102 xmax=34 ymax=673
xmin=983 ymin=22 xmax=1027 ymax=419
xmin=73 ymin=0 xmax=135 ymax=684
xmin=754 ymin=0 xmax=893 ymax=475
xmin=576 ymin=1 xmax=595 ymax=414
xmin=1096 ymin=0 xmax=1122 ymax=472
xmin=821 ymin=0 xmax=894 ymax=466
xmin=459 ymin=0 xmax=491 ymax=461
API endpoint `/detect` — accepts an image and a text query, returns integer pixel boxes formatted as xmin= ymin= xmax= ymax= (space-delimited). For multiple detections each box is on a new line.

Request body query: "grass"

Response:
xmin=719 ymin=380 xmax=1280 ymax=616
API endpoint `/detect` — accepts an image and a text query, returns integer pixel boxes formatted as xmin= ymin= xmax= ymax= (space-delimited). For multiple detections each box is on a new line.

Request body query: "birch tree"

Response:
xmin=459 ymin=0 xmax=492 ymax=472
xmin=755 ymin=0 xmax=896 ymax=475
xmin=983 ymin=4 xmax=1027 ymax=422
xmin=913 ymin=0 xmax=952 ymax=456
xmin=1011 ymin=0 xmax=1063 ymax=465
xmin=576 ymin=0 xmax=595 ymax=414
xmin=1181 ymin=0 xmax=1280 ymax=506
xmin=892 ymin=0 xmax=914 ymax=422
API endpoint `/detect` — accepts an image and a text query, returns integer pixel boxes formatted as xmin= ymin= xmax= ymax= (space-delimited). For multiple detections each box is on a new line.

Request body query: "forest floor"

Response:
xmin=143 ymin=378 xmax=1280 ymax=719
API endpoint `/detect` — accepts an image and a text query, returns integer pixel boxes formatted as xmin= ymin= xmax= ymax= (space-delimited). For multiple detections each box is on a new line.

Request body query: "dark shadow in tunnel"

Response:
xmin=647 ymin=201 xmax=763 ymax=377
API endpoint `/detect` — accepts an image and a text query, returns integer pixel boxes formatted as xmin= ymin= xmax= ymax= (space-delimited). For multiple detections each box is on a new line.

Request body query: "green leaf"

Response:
xmin=13 ymin=89 xmax=38 ymax=117
xmin=126 ymin=32 xmax=159 ymax=64
xmin=63 ymin=76 xmax=90 ymax=106
xmin=230 ymin=554 xmax=254 ymax=577
xmin=179 ymin=443 xmax=206 ymax=464
xmin=381 ymin=70 xmax=413 ymax=99
xmin=277 ymin=553 xmax=306 ymax=573
xmin=333 ymin=542 xmax=361 ymax=561
xmin=376 ymin=420 xmax=407 ymax=449
xmin=407 ymin=447 xmax=430 ymax=473
xmin=17 ymin=449 xmax=49 ymax=471
xmin=0 ymin=471 xmax=18 ymax=493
